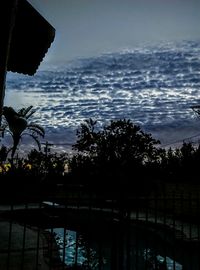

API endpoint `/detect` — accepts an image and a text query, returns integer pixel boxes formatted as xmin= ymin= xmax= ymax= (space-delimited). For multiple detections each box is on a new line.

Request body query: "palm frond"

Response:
xmin=18 ymin=106 xmax=36 ymax=119
xmin=27 ymin=127 xmax=44 ymax=138
xmin=2 ymin=105 xmax=45 ymax=157
xmin=18 ymin=106 xmax=32 ymax=116
xmin=27 ymin=123 xmax=45 ymax=137
xmin=27 ymin=126 xmax=45 ymax=138
xmin=3 ymin=128 xmax=12 ymax=137
xmin=27 ymin=133 xmax=42 ymax=151
xmin=0 ymin=123 xmax=8 ymax=138
xmin=191 ymin=105 xmax=200 ymax=116
xmin=25 ymin=108 xmax=37 ymax=119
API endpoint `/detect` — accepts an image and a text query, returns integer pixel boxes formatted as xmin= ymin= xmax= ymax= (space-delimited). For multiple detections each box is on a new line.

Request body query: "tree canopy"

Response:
xmin=69 ymin=119 xmax=161 ymax=190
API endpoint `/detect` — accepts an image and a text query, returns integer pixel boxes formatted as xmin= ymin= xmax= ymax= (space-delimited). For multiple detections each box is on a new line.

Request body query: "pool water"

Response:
xmin=50 ymin=228 xmax=183 ymax=270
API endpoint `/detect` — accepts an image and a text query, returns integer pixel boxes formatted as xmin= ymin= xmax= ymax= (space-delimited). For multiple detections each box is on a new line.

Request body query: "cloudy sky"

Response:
xmin=28 ymin=0 xmax=200 ymax=65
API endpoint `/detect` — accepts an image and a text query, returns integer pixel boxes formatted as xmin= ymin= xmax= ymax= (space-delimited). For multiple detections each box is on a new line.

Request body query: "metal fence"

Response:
xmin=0 ymin=183 xmax=200 ymax=270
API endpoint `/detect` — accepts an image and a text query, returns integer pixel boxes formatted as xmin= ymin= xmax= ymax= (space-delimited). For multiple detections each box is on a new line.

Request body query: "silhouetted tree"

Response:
xmin=69 ymin=119 xmax=161 ymax=190
xmin=27 ymin=148 xmax=67 ymax=181
xmin=1 ymin=106 xmax=45 ymax=162
xmin=158 ymin=142 xmax=200 ymax=182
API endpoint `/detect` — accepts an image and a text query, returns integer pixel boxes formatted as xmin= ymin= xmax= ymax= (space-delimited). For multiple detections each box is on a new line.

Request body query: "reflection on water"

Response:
xmin=144 ymin=249 xmax=182 ymax=270
xmin=50 ymin=228 xmax=183 ymax=270
xmin=50 ymin=228 xmax=106 ymax=269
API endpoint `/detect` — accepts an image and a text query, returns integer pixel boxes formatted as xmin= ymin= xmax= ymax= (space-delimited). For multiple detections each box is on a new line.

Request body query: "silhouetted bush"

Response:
xmin=0 ymin=146 xmax=68 ymax=202
xmin=159 ymin=142 xmax=200 ymax=182
xmin=1 ymin=116 xmax=200 ymax=201
xmin=68 ymin=118 xmax=161 ymax=193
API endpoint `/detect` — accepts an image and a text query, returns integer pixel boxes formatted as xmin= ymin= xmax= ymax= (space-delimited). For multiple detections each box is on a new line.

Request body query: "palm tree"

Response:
xmin=1 ymin=105 xmax=45 ymax=162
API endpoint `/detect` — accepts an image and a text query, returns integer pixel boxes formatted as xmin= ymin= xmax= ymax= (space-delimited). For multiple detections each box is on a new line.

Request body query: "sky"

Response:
xmin=28 ymin=0 xmax=200 ymax=65
xmin=4 ymin=0 xmax=200 ymax=151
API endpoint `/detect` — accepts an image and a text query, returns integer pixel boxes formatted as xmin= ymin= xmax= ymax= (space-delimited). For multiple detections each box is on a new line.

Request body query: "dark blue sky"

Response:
xmin=28 ymin=0 xmax=200 ymax=65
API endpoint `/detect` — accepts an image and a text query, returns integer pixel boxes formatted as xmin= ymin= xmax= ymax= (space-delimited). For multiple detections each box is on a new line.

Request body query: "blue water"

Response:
xmin=50 ymin=228 xmax=105 ymax=269
xmin=5 ymin=40 xmax=200 ymax=151
xmin=51 ymin=228 xmax=182 ymax=269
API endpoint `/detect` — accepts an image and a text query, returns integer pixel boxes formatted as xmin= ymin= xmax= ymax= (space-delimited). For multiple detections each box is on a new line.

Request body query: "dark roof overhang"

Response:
xmin=1 ymin=0 xmax=55 ymax=75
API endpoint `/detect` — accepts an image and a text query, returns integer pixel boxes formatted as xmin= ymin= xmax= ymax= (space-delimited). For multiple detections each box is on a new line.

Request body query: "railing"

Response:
xmin=0 ymin=183 xmax=200 ymax=270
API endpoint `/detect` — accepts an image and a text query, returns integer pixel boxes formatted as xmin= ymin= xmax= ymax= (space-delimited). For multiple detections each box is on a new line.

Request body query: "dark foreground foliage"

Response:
xmin=0 ymin=146 xmax=68 ymax=202
xmin=69 ymin=119 xmax=161 ymax=193
xmin=1 ymin=118 xmax=200 ymax=200
xmin=68 ymin=119 xmax=200 ymax=194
